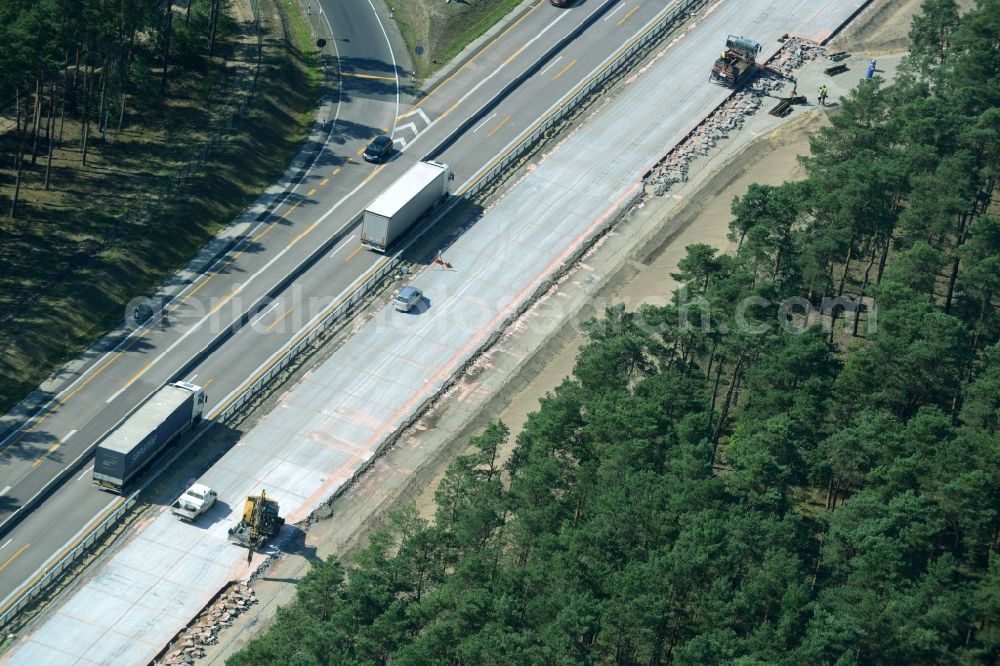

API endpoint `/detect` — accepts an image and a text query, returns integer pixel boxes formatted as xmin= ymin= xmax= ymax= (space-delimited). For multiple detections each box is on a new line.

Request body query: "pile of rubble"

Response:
xmin=156 ymin=583 xmax=257 ymax=665
xmin=645 ymin=38 xmax=822 ymax=196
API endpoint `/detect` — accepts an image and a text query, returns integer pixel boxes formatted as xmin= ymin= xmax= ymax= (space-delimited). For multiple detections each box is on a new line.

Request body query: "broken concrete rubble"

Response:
xmin=154 ymin=583 xmax=257 ymax=665
xmin=645 ymin=37 xmax=822 ymax=197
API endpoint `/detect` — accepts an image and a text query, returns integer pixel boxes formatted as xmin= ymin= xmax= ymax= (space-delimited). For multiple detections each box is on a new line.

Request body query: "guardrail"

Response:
xmin=428 ymin=0 xmax=700 ymax=200
xmin=0 ymin=491 xmax=139 ymax=631
xmin=0 ymin=0 xmax=702 ymax=633
xmin=0 ymin=1 xmax=267 ymax=633
xmin=213 ymin=254 xmax=403 ymax=422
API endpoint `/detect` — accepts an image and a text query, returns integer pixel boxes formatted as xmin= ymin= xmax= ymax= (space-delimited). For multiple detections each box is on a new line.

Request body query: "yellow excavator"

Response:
xmin=228 ymin=489 xmax=284 ymax=561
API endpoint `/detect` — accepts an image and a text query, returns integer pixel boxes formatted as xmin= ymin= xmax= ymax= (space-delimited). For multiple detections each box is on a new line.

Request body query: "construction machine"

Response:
xmin=710 ymin=35 xmax=762 ymax=87
xmin=228 ymin=489 xmax=284 ymax=560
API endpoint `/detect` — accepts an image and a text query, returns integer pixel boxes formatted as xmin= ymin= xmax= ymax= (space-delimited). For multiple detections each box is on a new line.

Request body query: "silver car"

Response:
xmin=394 ymin=286 xmax=423 ymax=312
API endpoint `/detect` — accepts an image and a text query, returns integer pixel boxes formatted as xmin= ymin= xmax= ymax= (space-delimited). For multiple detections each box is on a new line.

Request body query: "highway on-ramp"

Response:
xmin=3 ymin=0 xmax=867 ymax=661
xmin=0 ymin=0 xmax=682 ymax=612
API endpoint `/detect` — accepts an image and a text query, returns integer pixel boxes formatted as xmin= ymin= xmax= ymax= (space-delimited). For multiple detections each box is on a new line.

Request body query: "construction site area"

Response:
xmin=0 ymin=0 xmax=938 ymax=663
xmin=188 ymin=1 xmax=917 ymax=663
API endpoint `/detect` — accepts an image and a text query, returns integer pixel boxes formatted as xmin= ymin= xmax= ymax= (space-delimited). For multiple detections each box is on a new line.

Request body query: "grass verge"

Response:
xmin=384 ymin=0 xmax=525 ymax=79
xmin=0 ymin=0 xmax=321 ymax=415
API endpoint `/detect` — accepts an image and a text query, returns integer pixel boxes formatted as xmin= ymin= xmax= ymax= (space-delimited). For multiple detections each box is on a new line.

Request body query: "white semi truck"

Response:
xmin=93 ymin=382 xmax=207 ymax=493
xmin=360 ymin=160 xmax=453 ymax=252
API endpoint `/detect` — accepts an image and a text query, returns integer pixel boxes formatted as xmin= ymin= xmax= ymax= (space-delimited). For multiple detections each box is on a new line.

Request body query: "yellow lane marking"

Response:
xmin=355 ymin=147 xmax=365 ymax=156
xmin=0 ymin=495 xmax=125 ymax=616
xmin=502 ymin=44 xmax=527 ymax=66
xmin=3 ymin=0 xmax=674 ymax=465
xmin=342 ymin=72 xmax=396 ymax=81
xmin=31 ymin=430 xmax=72 ymax=468
xmin=618 ymin=4 xmax=639 ymax=25
xmin=363 ymin=164 xmax=387 ymax=183
xmin=171 ymin=271 xmax=218 ymax=307
xmin=3 ymin=167 xmax=275 ymax=455
xmin=345 ymin=245 xmax=365 ymax=262
xmin=203 ymin=378 xmax=214 ymax=388
xmin=253 ymin=224 xmax=276 ymax=243
xmin=405 ymin=1 xmax=542 ymax=116
xmin=486 ymin=116 xmax=511 ymax=138
xmin=307 ymin=188 xmax=316 ymax=197
xmin=438 ymin=101 xmax=461 ymax=121
xmin=553 ymin=59 xmax=577 ymax=80
xmin=289 ymin=221 xmax=320 ymax=247
xmin=32 ymin=443 xmax=59 ymax=467
xmin=320 ymin=178 xmax=329 ymax=186
xmin=0 ymin=544 xmax=29 ymax=574
xmin=457 ymin=0 xmax=684 ymax=199
xmin=59 ymin=350 xmax=126 ymax=405
xmin=265 ymin=307 xmax=294 ymax=332
xmin=123 ymin=360 xmax=154 ymax=390
xmin=208 ymin=286 xmax=240 ymax=317
xmin=173 ymin=192 xmax=302 ymax=307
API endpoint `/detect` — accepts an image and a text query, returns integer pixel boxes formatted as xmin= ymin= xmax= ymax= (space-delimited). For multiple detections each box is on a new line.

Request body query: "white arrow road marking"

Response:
xmin=395 ymin=122 xmax=418 ymax=137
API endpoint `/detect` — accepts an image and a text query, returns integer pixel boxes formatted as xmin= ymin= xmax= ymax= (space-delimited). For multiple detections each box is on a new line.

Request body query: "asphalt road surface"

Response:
xmin=0 ymin=0 xmax=678 ymax=610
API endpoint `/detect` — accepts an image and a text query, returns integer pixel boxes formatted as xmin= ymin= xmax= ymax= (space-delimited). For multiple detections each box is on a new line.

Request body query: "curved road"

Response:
xmin=0 ymin=0 xmax=681 ymax=607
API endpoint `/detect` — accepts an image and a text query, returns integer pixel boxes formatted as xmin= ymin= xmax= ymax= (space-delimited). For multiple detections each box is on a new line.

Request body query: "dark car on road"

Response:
xmin=363 ymin=135 xmax=394 ymax=163
xmin=550 ymin=0 xmax=573 ymax=6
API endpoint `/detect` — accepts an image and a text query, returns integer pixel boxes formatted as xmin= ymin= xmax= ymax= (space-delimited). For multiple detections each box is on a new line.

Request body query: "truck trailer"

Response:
xmin=93 ymin=381 xmax=207 ymax=493
xmin=360 ymin=160 xmax=453 ymax=252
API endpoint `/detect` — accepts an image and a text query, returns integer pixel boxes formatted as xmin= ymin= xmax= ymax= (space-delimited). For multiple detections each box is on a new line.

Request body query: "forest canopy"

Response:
xmin=230 ymin=1 xmax=1000 ymax=663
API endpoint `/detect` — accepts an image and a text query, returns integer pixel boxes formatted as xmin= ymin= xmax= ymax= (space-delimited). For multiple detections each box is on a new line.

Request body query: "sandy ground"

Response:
xmin=199 ymin=93 xmax=835 ymax=666
xmin=477 ymin=132 xmax=809 ymax=457
xmin=195 ymin=1 xmax=919 ymax=662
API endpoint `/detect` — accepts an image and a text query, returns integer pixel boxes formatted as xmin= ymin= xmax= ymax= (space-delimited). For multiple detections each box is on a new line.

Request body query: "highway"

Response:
xmin=0 ymin=0 xmax=678 ymax=609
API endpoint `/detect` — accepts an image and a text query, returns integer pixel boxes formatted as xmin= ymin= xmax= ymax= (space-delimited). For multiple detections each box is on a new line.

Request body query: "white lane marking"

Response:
xmin=400 ymin=107 xmax=431 ymax=125
xmin=0 ymin=539 xmax=11 ymax=550
xmin=250 ymin=300 xmax=281 ymax=326
xmin=451 ymin=11 xmax=571 ymax=112
xmin=77 ymin=464 xmax=94 ymax=481
xmin=0 ymin=34 xmax=349 ymax=457
xmin=361 ymin=0 xmax=401 ymax=136
xmin=5 ymin=0 xmax=385 ymax=455
xmin=62 ymin=430 xmax=77 ymax=443
xmin=0 ymin=486 xmax=10 ymax=497
xmin=538 ymin=56 xmax=563 ymax=77
xmin=604 ymin=4 xmax=625 ymax=20
xmin=396 ymin=136 xmax=410 ymax=149
xmin=459 ymin=3 xmax=676 ymax=194
xmin=106 ymin=386 xmax=125 ymax=404
xmin=187 ymin=374 xmax=198 ymax=382
xmin=330 ymin=236 xmax=356 ymax=258
xmin=473 ymin=112 xmax=498 ymax=132
xmin=395 ymin=122 xmax=418 ymax=137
